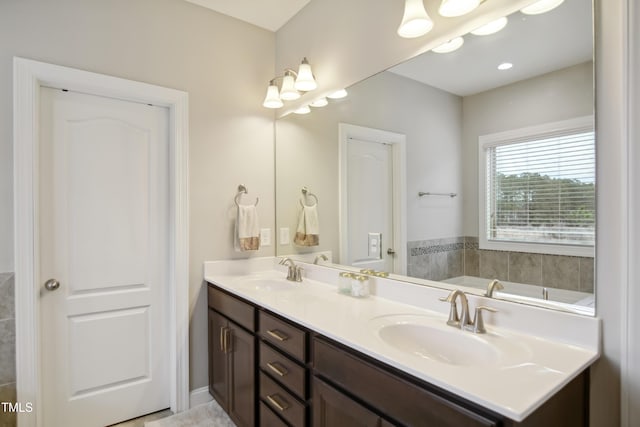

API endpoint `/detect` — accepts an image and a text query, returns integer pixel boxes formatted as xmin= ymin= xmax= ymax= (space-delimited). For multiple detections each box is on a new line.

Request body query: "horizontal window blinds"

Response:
xmin=486 ymin=130 xmax=595 ymax=246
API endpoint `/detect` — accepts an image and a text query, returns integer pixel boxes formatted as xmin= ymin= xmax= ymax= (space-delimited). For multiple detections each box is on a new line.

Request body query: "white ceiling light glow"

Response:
xmin=432 ymin=37 xmax=465 ymax=53
xmin=310 ymin=97 xmax=328 ymax=107
xmin=293 ymin=105 xmax=311 ymax=114
xmin=327 ymin=89 xmax=348 ymax=99
xmin=397 ymin=0 xmax=434 ymax=38
xmin=471 ymin=17 xmax=508 ymax=36
xmin=498 ymin=62 xmax=513 ymax=70
xmin=438 ymin=0 xmax=480 ymax=17
xmin=520 ymin=0 xmax=564 ymax=15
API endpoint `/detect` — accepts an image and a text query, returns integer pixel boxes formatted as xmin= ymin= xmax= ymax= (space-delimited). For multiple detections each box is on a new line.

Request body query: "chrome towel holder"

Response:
xmin=418 ymin=191 xmax=457 ymax=198
xmin=235 ymin=184 xmax=259 ymax=207
xmin=300 ymin=186 xmax=318 ymax=207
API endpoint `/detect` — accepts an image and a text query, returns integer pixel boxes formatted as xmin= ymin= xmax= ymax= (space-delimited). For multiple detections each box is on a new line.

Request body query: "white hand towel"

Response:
xmin=294 ymin=205 xmax=319 ymax=246
xmin=235 ymin=204 xmax=260 ymax=251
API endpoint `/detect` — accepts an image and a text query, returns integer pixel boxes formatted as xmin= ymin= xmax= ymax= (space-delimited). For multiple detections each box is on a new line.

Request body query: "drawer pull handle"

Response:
xmin=266 ymin=394 xmax=289 ymax=412
xmin=267 ymin=329 xmax=289 ymax=342
xmin=266 ymin=362 xmax=288 ymax=377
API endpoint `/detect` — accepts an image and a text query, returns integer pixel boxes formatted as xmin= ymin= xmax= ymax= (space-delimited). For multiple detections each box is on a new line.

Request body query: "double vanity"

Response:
xmin=204 ymin=257 xmax=600 ymax=427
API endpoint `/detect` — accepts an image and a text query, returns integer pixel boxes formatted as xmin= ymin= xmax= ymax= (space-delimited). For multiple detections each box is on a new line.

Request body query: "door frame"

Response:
xmin=338 ymin=123 xmax=407 ymax=275
xmin=13 ymin=57 xmax=190 ymax=427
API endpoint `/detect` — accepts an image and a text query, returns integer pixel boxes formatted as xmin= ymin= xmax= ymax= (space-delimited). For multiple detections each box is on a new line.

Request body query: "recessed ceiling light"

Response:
xmin=432 ymin=37 xmax=464 ymax=53
xmin=498 ymin=62 xmax=513 ymax=70
xmin=470 ymin=17 xmax=508 ymax=36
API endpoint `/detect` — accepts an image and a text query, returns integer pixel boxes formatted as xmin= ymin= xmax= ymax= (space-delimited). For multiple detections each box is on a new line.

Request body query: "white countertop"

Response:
xmin=204 ymin=257 xmax=600 ymax=422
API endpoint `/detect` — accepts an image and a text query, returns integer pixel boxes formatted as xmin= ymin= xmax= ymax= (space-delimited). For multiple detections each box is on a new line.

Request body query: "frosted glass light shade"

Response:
xmin=521 ymin=0 xmax=564 ymax=15
xmin=280 ymin=73 xmax=300 ymax=101
xmin=263 ymin=84 xmax=283 ymax=109
xmin=310 ymin=97 xmax=328 ymax=107
xmin=471 ymin=17 xmax=508 ymax=36
xmin=293 ymin=105 xmax=311 ymax=114
xmin=327 ymin=89 xmax=348 ymax=99
xmin=432 ymin=37 xmax=464 ymax=53
xmin=438 ymin=0 xmax=480 ymax=17
xmin=397 ymin=0 xmax=434 ymax=38
xmin=295 ymin=59 xmax=317 ymax=91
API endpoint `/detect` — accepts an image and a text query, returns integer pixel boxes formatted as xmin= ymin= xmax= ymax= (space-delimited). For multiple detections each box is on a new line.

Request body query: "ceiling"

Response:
xmin=183 ymin=0 xmax=310 ymax=32
xmin=389 ymin=0 xmax=592 ymax=96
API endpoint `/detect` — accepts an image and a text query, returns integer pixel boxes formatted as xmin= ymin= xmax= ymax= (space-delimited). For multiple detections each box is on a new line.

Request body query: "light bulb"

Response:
xmin=397 ymin=0 xmax=434 ymax=39
xmin=438 ymin=0 xmax=480 ymax=18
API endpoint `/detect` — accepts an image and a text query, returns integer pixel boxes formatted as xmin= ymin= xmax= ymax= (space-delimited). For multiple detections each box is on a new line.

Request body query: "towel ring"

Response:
xmin=300 ymin=187 xmax=318 ymax=207
xmin=235 ymin=184 xmax=259 ymax=207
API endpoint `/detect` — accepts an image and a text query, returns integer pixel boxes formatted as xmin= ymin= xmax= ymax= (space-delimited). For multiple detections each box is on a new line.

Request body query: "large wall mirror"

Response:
xmin=275 ymin=0 xmax=595 ymax=316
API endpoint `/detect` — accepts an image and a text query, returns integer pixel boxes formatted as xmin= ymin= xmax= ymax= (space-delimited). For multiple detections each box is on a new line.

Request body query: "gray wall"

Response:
xmin=0 ymin=0 xmax=276 ymax=392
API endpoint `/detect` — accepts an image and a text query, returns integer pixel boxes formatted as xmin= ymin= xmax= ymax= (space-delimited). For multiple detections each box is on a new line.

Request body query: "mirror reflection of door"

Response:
xmin=346 ymin=138 xmax=394 ymax=272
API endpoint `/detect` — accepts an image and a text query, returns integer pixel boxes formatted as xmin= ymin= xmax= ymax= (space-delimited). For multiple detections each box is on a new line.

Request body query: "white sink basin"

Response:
xmin=231 ymin=272 xmax=300 ymax=292
xmin=370 ymin=314 xmax=531 ymax=368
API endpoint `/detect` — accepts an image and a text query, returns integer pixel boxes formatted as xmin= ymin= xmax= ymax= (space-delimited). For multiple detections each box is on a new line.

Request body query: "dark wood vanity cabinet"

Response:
xmin=208 ymin=286 xmax=257 ymax=427
xmin=207 ymin=283 xmax=588 ymax=427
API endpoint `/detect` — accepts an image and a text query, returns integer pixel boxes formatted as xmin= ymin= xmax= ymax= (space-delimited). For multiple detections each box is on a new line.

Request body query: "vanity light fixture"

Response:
xmin=520 ymin=0 xmax=564 ymax=15
xmin=497 ymin=62 xmax=513 ymax=70
xmin=438 ymin=0 xmax=480 ymax=17
xmin=432 ymin=36 xmax=465 ymax=53
xmin=470 ymin=16 xmax=508 ymax=35
xmin=262 ymin=57 xmax=318 ymax=109
xmin=310 ymin=97 xmax=328 ymax=107
xmin=397 ymin=0 xmax=434 ymax=38
xmin=327 ymin=89 xmax=348 ymax=99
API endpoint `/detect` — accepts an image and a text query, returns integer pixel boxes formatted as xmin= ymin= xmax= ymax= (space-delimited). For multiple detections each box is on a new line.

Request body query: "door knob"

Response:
xmin=44 ymin=278 xmax=60 ymax=291
xmin=387 ymin=248 xmax=396 ymax=255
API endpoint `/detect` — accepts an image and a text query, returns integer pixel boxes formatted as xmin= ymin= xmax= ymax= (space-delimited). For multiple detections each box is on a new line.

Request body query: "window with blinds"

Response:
xmin=479 ymin=117 xmax=595 ymax=256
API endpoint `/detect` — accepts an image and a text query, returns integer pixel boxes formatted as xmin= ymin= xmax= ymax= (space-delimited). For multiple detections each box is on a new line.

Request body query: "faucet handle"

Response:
xmin=439 ymin=296 xmax=460 ymax=326
xmin=466 ymin=306 xmax=497 ymax=334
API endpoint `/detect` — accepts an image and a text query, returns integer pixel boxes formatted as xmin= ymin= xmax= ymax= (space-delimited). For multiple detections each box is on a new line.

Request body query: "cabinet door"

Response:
xmin=209 ymin=309 xmax=229 ymax=409
xmin=228 ymin=320 xmax=256 ymax=427
xmin=313 ymin=377 xmax=382 ymax=427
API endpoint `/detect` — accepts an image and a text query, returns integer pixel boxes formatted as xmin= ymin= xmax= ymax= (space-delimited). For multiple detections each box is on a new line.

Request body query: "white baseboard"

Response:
xmin=189 ymin=386 xmax=212 ymax=408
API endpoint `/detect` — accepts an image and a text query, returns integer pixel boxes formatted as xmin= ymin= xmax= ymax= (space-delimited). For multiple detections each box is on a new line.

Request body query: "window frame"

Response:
xmin=478 ymin=116 xmax=595 ymax=257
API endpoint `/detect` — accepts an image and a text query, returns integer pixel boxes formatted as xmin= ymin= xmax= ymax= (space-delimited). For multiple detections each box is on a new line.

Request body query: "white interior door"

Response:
xmin=346 ymin=138 xmax=394 ymax=272
xmin=38 ymin=87 xmax=170 ymax=427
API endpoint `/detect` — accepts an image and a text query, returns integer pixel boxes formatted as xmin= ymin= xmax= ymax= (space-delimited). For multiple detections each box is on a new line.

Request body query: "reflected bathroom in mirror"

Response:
xmin=275 ymin=0 xmax=594 ymax=315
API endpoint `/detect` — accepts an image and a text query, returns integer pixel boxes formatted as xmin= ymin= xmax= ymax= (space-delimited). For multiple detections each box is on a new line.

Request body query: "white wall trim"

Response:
xmin=189 ymin=386 xmax=213 ymax=408
xmin=338 ymin=123 xmax=407 ymax=275
xmin=13 ymin=57 xmax=190 ymax=426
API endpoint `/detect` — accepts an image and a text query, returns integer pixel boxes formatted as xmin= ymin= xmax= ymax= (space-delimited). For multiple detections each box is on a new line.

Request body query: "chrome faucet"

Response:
xmin=485 ymin=279 xmax=504 ymax=298
xmin=440 ymin=290 xmax=498 ymax=334
xmin=279 ymin=258 xmax=303 ymax=282
xmin=313 ymin=254 xmax=329 ymax=264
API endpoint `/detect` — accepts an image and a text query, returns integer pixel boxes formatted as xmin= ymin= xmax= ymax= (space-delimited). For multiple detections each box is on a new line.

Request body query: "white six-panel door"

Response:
xmin=38 ymin=87 xmax=170 ymax=426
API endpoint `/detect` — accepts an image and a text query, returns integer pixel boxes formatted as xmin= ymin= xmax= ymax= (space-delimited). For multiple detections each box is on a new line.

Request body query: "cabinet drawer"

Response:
xmin=259 ymin=311 xmax=307 ymax=361
xmin=260 ymin=341 xmax=307 ymax=399
xmin=260 ymin=372 xmax=306 ymax=427
xmin=208 ymin=285 xmax=255 ymax=332
xmin=260 ymin=402 xmax=290 ymax=427
xmin=313 ymin=338 xmax=498 ymax=427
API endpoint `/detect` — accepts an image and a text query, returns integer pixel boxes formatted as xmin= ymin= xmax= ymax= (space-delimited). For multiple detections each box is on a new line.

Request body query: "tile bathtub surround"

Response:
xmin=408 ymin=238 xmax=594 ymax=292
xmin=0 ymin=273 xmax=16 ymax=427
